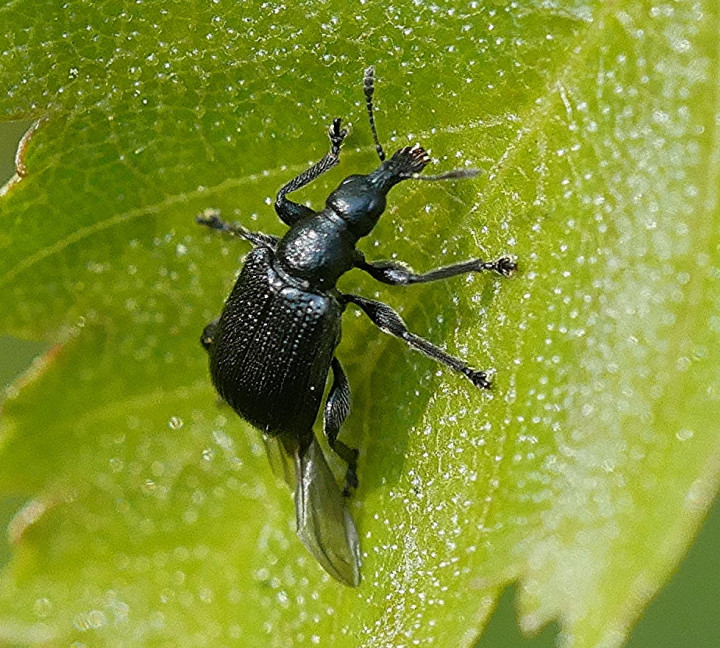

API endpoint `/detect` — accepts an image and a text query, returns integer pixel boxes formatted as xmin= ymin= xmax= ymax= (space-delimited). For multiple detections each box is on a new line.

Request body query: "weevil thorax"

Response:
xmin=275 ymin=212 xmax=357 ymax=291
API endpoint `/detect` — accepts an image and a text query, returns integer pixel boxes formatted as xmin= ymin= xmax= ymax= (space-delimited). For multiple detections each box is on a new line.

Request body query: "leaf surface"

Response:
xmin=1 ymin=1 xmax=719 ymax=647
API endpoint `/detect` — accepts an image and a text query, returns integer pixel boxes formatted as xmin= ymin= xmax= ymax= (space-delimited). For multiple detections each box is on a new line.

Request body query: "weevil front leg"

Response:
xmin=343 ymin=294 xmax=492 ymax=389
xmin=196 ymin=209 xmax=279 ymax=248
xmin=355 ymin=252 xmax=517 ymax=285
xmin=275 ymin=117 xmax=349 ymax=226
xmin=324 ymin=357 xmax=359 ymax=496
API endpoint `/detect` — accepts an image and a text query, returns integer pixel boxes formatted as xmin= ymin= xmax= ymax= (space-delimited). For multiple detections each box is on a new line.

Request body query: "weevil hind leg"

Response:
xmin=294 ymin=437 xmax=361 ymax=587
xmin=200 ymin=318 xmax=219 ymax=351
xmin=324 ymin=357 xmax=359 ymax=496
xmin=344 ymin=293 xmax=493 ymax=389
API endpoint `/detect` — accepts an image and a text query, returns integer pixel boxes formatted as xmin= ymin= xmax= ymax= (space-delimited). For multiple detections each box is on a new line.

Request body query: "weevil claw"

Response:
xmin=466 ymin=369 xmax=493 ymax=389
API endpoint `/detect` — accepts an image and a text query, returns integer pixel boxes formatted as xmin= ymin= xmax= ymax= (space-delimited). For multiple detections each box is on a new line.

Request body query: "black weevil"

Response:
xmin=198 ymin=67 xmax=516 ymax=587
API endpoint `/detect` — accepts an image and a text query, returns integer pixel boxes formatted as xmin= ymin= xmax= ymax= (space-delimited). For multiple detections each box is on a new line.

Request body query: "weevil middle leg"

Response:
xmin=355 ymin=252 xmax=517 ymax=285
xmin=196 ymin=209 xmax=279 ymax=248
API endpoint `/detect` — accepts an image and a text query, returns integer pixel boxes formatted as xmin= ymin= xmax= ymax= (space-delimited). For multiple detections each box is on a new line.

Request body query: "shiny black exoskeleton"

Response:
xmin=198 ymin=67 xmax=517 ymax=587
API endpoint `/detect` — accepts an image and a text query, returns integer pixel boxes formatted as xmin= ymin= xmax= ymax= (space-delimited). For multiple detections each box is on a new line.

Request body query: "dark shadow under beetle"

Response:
xmin=198 ymin=66 xmax=517 ymax=587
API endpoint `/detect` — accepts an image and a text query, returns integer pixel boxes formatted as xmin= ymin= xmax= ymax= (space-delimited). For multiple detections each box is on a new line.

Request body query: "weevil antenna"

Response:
xmin=399 ymin=168 xmax=482 ymax=181
xmin=363 ymin=66 xmax=386 ymax=162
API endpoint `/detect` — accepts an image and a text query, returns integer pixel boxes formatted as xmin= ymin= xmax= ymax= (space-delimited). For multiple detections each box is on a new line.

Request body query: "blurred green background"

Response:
xmin=1 ymin=115 xmax=718 ymax=647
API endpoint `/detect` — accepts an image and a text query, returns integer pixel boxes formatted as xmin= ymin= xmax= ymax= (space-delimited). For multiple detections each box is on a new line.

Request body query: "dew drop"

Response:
xmin=34 ymin=597 xmax=53 ymax=617
xmin=109 ymin=457 xmax=124 ymax=473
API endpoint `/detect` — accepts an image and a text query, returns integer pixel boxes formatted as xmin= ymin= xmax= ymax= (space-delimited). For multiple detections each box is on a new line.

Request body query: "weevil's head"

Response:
xmin=325 ymin=174 xmax=387 ymax=237
xmin=326 ymin=145 xmax=430 ymax=237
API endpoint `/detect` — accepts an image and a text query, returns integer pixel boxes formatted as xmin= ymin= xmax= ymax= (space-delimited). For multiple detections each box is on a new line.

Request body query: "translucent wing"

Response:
xmin=261 ymin=434 xmax=296 ymax=489
xmin=294 ymin=437 xmax=361 ymax=587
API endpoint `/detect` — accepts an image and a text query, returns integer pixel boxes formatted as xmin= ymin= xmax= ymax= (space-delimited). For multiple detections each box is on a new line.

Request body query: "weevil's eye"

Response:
xmin=326 ymin=175 xmax=386 ymax=237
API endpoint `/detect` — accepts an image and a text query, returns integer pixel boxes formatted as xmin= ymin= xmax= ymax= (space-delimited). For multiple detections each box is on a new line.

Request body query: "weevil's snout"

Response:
xmin=387 ymin=144 xmax=430 ymax=176
xmin=369 ymin=144 xmax=430 ymax=191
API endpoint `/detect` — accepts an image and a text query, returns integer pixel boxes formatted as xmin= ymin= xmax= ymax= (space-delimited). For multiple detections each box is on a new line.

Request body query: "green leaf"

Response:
xmin=1 ymin=1 xmax=719 ymax=647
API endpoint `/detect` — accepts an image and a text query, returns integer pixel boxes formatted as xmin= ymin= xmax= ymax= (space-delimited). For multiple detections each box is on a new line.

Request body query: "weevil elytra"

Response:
xmin=198 ymin=67 xmax=516 ymax=586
